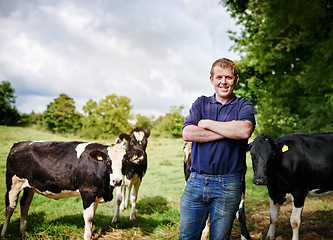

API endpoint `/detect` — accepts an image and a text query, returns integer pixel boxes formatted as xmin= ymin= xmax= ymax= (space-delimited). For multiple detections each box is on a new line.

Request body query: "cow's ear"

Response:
xmin=119 ymin=133 xmax=130 ymax=143
xmin=89 ymin=150 xmax=107 ymax=161
xmin=131 ymin=154 xmax=144 ymax=164
xmin=130 ymin=149 xmax=145 ymax=164
xmin=145 ymin=128 xmax=151 ymax=138
xmin=277 ymin=142 xmax=290 ymax=153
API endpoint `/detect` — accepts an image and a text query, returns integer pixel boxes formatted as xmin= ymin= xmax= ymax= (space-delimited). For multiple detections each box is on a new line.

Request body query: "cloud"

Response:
xmin=0 ymin=0 xmax=240 ymax=117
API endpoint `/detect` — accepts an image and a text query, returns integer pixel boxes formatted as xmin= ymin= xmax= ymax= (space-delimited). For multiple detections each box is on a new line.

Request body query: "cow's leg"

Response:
xmin=237 ymin=193 xmax=251 ymax=240
xmin=83 ymin=201 xmax=98 ymax=240
xmin=290 ymin=191 xmax=307 ymax=240
xmin=1 ymin=179 xmax=26 ymax=237
xmin=112 ymin=186 xmax=122 ymax=224
xmin=20 ymin=188 xmax=35 ymax=232
xmin=1 ymin=191 xmax=17 ymax=237
xmin=290 ymin=205 xmax=303 ymax=240
xmin=124 ymin=184 xmax=132 ymax=209
xmin=236 ymin=174 xmax=251 ymax=239
xmin=129 ymin=179 xmax=141 ymax=220
xmin=266 ymin=198 xmax=280 ymax=240
xmin=81 ymin=188 xmax=99 ymax=240
xmin=120 ymin=185 xmax=126 ymax=212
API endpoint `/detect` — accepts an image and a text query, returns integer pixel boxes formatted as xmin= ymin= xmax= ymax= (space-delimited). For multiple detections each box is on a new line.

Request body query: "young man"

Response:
xmin=179 ymin=58 xmax=256 ymax=239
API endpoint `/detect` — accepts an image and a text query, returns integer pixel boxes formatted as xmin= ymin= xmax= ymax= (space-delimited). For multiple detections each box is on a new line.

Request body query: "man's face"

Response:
xmin=210 ymin=66 xmax=239 ymax=104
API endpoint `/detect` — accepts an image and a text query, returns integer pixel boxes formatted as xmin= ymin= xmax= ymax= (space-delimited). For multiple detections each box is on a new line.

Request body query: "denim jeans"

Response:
xmin=179 ymin=172 xmax=243 ymax=240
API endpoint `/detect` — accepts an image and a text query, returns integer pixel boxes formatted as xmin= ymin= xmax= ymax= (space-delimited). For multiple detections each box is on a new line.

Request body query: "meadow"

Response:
xmin=0 ymin=126 xmax=332 ymax=239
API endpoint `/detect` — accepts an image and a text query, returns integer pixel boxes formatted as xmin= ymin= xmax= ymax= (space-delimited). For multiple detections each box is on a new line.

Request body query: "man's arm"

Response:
xmin=182 ymin=124 xmax=225 ymax=143
xmin=198 ymin=119 xmax=254 ymax=140
xmin=183 ymin=120 xmax=254 ymax=143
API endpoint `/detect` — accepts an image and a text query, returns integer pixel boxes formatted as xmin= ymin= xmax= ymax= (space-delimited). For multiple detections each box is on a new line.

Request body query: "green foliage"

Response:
xmin=18 ymin=112 xmax=43 ymax=127
xmin=226 ymin=0 xmax=333 ymax=137
xmin=81 ymin=94 xmax=133 ymax=138
xmin=42 ymin=93 xmax=82 ymax=134
xmin=155 ymin=105 xmax=185 ymax=138
xmin=134 ymin=114 xmax=153 ymax=129
xmin=0 ymin=81 xmax=20 ymax=126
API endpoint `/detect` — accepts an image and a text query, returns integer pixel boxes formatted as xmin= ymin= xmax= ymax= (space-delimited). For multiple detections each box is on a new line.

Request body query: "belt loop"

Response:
xmin=219 ymin=175 xmax=222 ymax=183
xmin=192 ymin=172 xmax=197 ymax=179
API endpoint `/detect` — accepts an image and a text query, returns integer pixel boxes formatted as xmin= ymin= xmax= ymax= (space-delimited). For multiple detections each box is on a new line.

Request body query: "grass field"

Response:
xmin=0 ymin=126 xmax=332 ymax=239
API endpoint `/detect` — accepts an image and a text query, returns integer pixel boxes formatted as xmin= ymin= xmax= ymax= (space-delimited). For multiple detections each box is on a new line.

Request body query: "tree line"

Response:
xmin=0 ymin=81 xmax=184 ymax=139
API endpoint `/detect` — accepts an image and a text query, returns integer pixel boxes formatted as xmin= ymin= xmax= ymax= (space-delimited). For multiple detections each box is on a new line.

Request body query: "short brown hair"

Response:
xmin=210 ymin=58 xmax=238 ymax=77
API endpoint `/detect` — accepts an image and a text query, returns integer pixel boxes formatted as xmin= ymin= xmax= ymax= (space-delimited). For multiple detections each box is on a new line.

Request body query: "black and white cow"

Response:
xmin=112 ymin=127 xmax=150 ymax=224
xmin=183 ymin=142 xmax=252 ymax=240
xmin=249 ymin=133 xmax=333 ymax=240
xmin=1 ymin=139 xmax=143 ymax=240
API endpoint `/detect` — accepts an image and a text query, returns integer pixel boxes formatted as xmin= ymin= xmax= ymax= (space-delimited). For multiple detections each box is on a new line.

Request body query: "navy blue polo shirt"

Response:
xmin=183 ymin=94 xmax=256 ymax=175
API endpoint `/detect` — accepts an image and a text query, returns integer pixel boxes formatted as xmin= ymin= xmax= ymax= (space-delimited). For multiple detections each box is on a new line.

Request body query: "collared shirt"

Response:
xmin=183 ymin=94 xmax=256 ymax=175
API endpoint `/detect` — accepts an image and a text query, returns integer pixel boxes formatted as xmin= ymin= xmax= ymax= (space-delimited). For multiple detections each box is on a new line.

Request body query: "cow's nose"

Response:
xmin=253 ymin=178 xmax=267 ymax=185
xmin=112 ymin=179 xmax=123 ymax=186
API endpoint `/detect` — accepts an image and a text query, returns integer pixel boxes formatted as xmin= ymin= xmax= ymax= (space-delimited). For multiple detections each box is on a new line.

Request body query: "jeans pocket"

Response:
xmin=221 ymin=177 xmax=242 ymax=191
xmin=187 ymin=174 xmax=195 ymax=183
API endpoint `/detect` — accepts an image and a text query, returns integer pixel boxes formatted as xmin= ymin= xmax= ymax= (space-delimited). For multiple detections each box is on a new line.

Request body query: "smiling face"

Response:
xmin=210 ymin=66 xmax=239 ymax=104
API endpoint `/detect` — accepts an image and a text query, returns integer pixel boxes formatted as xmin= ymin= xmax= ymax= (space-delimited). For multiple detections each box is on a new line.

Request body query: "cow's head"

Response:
xmin=107 ymin=134 xmax=131 ymax=186
xmin=109 ymin=133 xmax=147 ymax=187
xmin=123 ymin=148 xmax=146 ymax=186
xmin=129 ymin=127 xmax=150 ymax=151
xmin=249 ymin=134 xmax=278 ymax=185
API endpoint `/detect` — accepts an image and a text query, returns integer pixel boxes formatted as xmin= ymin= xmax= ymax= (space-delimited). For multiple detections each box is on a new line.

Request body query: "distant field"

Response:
xmin=0 ymin=126 xmax=332 ymax=239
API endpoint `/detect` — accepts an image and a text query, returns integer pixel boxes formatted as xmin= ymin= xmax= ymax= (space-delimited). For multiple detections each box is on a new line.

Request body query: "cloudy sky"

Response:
xmin=0 ymin=0 xmax=240 ymax=118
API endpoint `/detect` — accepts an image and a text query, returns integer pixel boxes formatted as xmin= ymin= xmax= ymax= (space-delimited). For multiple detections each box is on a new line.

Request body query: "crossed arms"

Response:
xmin=182 ymin=119 xmax=254 ymax=143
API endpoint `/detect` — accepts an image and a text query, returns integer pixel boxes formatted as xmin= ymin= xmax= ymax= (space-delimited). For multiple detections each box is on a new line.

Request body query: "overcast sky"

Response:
xmin=0 ymin=0 xmax=240 ymax=117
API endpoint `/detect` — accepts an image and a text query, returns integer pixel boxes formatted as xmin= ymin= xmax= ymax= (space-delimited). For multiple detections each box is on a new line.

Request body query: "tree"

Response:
xmin=20 ymin=111 xmax=43 ymax=127
xmin=82 ymin=94 xmax=133 ymax=138
xmin=225 ymin=0 xmax=333 ymax=137
xmin=155 ymin=105 xmax=185 ymax=138
xmin=0 ymin=81 xmax=20 ymax=125
xmin=42 ymin=93 xmax=82 ymax=133
xmin=134 ymin=114 xmax=153 ymax=129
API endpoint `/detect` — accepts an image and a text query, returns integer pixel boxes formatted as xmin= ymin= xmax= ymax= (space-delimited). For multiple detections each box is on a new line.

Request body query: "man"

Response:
xmin=179 ymin=58 xmax=255 ymax=239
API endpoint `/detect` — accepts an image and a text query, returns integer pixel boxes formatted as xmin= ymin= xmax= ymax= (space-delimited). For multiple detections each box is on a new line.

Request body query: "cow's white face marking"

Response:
xmin=108 ymin=144 xmax=127 ymax=186
xmin=76 ymin=143 xmax=92 ymax=159
xmin=133 ymin=131 xmax=144 ymax=143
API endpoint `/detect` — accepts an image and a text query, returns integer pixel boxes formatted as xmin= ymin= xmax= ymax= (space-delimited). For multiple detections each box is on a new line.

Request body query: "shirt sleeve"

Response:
xmin=238 ymin=98 xmax=256 ymax=126
xmin=183 ymin=96 xmax=202 ymax=129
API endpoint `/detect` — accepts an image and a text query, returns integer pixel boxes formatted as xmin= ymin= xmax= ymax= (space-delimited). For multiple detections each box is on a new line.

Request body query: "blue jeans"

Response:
xmin=179 ymin=172 xmax=243 ymax=240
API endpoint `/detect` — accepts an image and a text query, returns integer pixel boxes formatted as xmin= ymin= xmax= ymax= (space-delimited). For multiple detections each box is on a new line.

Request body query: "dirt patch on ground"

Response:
xmin=231 ymin=197 xmax=333 ymax=240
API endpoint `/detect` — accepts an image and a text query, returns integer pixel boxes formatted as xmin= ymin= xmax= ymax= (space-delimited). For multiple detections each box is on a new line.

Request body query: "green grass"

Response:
xmin=0 ymin=126 xmax=332 ymax=239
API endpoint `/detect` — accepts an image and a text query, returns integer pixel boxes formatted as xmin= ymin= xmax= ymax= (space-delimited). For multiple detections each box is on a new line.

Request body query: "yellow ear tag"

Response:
xmin=132 ymin=155 xmax=138 ymax=160
xmin=282 ymin=145 xmax=289 ymax=153
xmin=97 ymin=155 xmax=103 ymax=161
xmin=122 ymin=138 xmax=127 ymax=143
